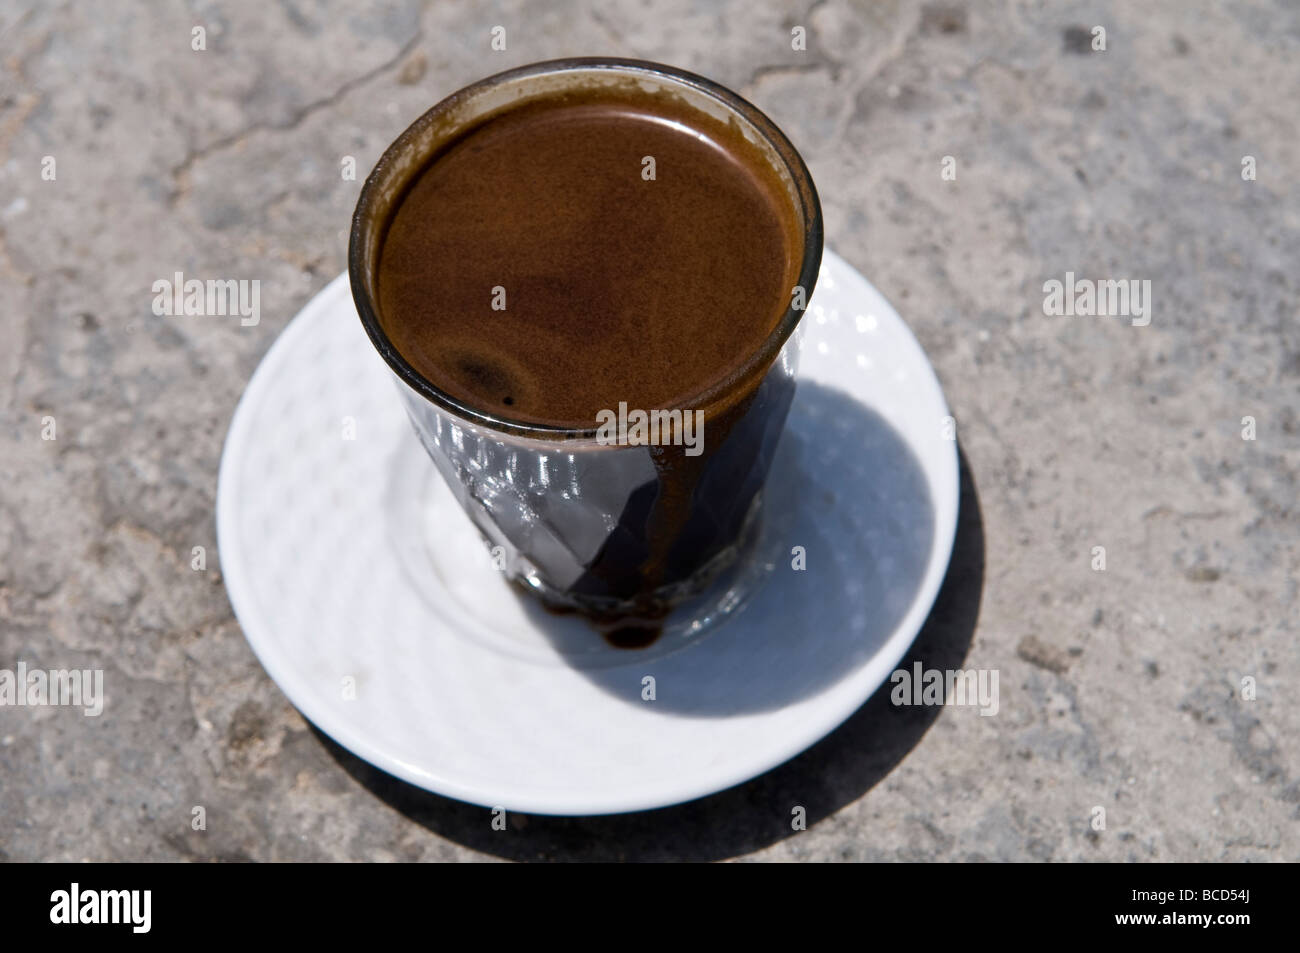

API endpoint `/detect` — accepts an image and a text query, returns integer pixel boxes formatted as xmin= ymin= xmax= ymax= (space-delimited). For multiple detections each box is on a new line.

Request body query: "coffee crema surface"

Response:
xmin=375 ymin=88 xmax=800 ymax=429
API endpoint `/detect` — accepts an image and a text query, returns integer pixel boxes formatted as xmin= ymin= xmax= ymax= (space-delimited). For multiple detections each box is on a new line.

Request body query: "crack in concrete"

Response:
xmin=1141 ymin=504 xmax=1232 ymax=522
xmin=746 ymin=60 xmax=831 ymax=88
xmin=167 ymin=28 xmax=425 ymax=207
xmin=743 ymin=0 xmax=916 ymax=155
xmin=0 ymin=19 xmax=50 ymax=164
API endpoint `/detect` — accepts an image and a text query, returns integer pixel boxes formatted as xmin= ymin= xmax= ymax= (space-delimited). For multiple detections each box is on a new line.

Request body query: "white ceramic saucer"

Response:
xmin=216 ymin=249 xmax=958 ymax=815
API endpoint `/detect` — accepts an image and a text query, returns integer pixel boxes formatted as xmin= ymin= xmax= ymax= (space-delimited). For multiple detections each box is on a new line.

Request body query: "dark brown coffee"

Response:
xmin=359 ymin=76 xmax=814 ymax=641
xmin=375 ymin=88 xmax=800 ymax=427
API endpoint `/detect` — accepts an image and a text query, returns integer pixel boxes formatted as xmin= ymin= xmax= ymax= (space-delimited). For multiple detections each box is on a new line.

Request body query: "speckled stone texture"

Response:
xmin=0 ymin=0 xmax=1295 ymax=861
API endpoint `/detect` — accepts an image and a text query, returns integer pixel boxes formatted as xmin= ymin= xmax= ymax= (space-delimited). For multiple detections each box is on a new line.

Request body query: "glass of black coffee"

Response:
xmin=350 ymin=58 xmax=822 ymax=643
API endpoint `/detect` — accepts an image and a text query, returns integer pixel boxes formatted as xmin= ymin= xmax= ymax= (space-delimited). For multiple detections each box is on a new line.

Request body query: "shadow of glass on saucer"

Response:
xmin=388 ymin=379 xmax=937 ymax=716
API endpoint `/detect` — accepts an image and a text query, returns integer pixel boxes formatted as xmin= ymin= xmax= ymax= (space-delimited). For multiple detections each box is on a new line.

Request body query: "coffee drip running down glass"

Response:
xmin=350 ymin=58 xmax=823 ymax=644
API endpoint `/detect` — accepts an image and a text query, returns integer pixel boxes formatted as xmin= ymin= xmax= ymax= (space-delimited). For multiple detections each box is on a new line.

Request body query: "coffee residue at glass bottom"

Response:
xmin=512 ymin=578 xmax=666 ymax=649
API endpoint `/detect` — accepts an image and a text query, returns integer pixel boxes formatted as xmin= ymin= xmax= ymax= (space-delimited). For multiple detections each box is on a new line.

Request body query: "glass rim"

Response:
xmin=349 ymin=56 xmax=824 ymax=441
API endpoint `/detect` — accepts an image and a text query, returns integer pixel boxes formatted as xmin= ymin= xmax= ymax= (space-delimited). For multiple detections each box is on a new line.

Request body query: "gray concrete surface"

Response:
xmin=0 ymin=0 xmax=1296 ymax=861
